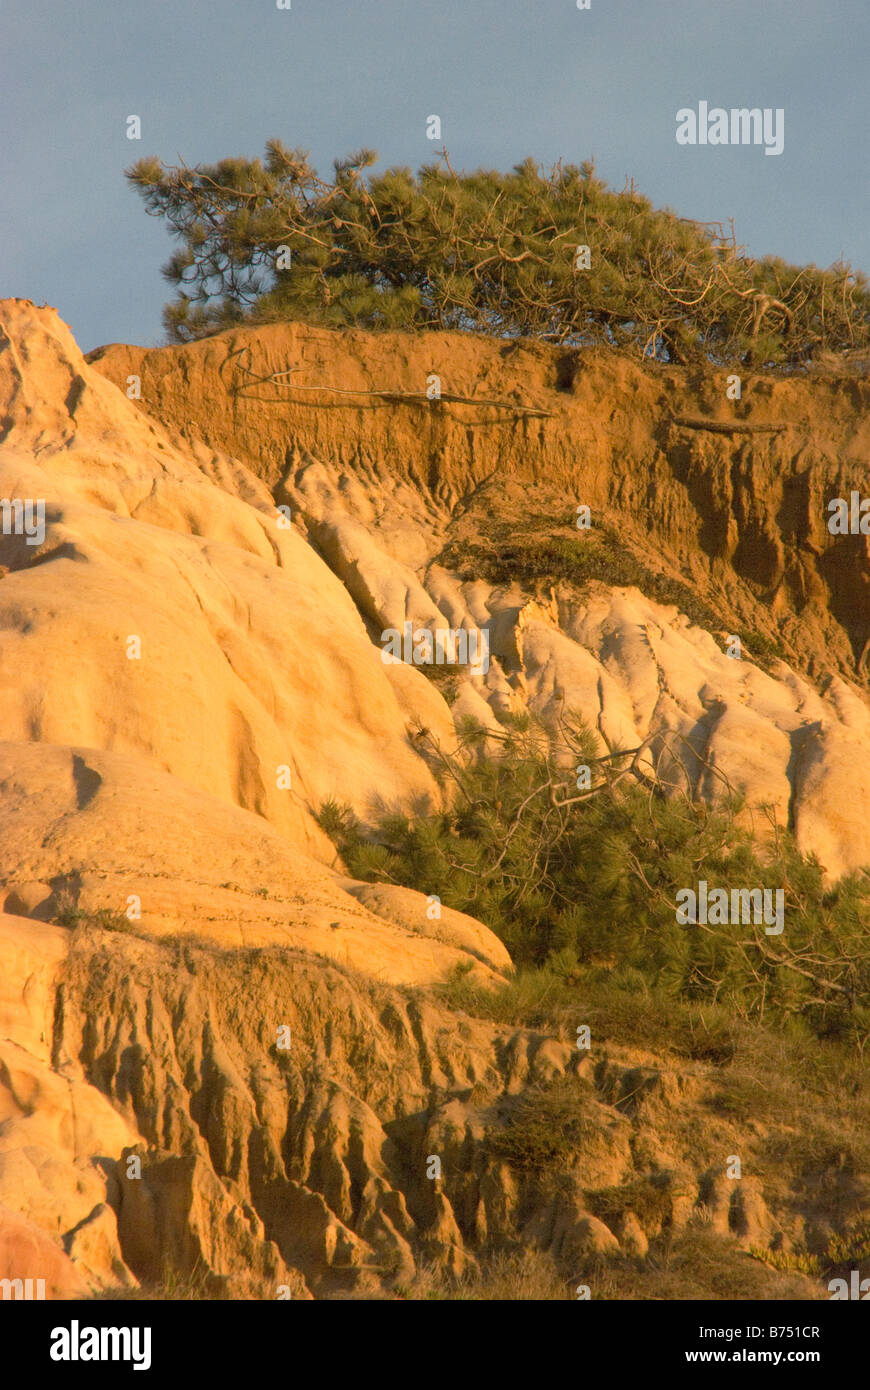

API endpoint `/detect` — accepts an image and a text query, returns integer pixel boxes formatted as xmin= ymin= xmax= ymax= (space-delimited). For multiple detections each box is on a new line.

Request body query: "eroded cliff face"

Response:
xmin=1 ymin=299 xmax=869 ymax=1299
xmin=90 ymin=314 xmax=870 ymax=880
xmin=88 ymin=318 xmax=870 ymax=680
xmin=3 ymin=916 xmax=842 ymax=1300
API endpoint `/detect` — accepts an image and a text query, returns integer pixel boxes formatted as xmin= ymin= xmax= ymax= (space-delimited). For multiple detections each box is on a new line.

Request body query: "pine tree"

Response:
xmin=128 ymin=142 xmax=870 ymax=365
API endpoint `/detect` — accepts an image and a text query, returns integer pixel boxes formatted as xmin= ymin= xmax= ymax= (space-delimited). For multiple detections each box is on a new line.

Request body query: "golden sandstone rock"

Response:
xmin=1 ymin=299 xmax=867 ymax=1298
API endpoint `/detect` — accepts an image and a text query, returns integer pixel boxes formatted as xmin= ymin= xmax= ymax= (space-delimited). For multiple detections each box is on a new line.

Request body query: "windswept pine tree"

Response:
xmin=128 ymin=141 xmax=870 ymax=365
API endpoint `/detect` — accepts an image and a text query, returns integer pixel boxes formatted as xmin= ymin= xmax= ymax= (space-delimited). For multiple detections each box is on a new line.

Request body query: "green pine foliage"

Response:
xmin=317 ymin=711 xmax=870 ymax=1042
xmin=128 ymin=143 xmax=870 ymax=365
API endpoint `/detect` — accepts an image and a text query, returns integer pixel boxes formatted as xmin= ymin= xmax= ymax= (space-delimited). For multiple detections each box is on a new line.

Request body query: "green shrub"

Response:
xmin=486 ymin=1077 xmax=604 ymax=1173
xmin=438 ymin=516 xmax=788 ymax=669
xmin=827 ymin=1224 xmax=870 ymax=1266
xmin=587 ymin=1176 xmax=674 ymax=1235
xmin=319 ymin=708 xmax=870 ymax=1041
xmin=57 ymin=904 xmax=139 ymax=935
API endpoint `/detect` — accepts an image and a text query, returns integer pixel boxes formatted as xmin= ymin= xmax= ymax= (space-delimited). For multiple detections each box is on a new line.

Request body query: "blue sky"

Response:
xmin=2 ymin=0 xmax=867 ymax=351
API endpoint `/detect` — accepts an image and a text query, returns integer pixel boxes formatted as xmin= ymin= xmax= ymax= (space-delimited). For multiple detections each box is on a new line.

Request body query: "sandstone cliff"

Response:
xmin=1 ymin=299 xmax=869 ymax=1300
xmin=89 ymin=314 xmax=870 ymax=880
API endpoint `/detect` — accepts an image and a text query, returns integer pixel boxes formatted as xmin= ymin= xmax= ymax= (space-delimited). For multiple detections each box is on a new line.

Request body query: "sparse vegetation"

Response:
xmin=438 ymin=512 xmax=788 ymax=669
xmin=587 ymin=1228 xmax=823 ymax=1301
xmin=588 ymin=1176 xmax=676 ymax=1235
xmin=486 ymin=1076 xmax=607 ymax=1173
xmin=392 ymin=1250 xmax=573 ymax=1301
xmin=56 ymin=902 xmax=140 ymax=935
xmin=94 ymin=1264 xmax=231 ymax=1301
xmin=388 ymin=1232 xmax=821 ymax=1301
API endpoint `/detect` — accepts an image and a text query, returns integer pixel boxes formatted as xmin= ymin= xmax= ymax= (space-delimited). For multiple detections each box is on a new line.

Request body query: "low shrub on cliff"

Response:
xmin=485 ymin=1076 xmax=608 ymax=1173
xmin=318 ymin=710 xmax=870 ymax=1043
xmin=438 ymin=511 xmax=788 ymax=670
